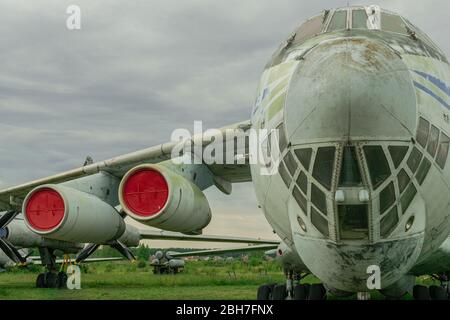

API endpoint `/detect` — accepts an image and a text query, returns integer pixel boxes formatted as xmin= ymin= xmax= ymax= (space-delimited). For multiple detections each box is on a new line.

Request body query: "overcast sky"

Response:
xmin=0 ymin=0 xmax=448 ymax=248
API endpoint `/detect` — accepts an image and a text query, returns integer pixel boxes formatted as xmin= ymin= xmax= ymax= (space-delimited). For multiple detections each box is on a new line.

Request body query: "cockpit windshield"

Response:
xmin=352 ymin=9 xmax=368 ymax=29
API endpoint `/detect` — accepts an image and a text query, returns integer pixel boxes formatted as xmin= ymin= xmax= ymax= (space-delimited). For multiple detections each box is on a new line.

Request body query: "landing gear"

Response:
xmin=429 ymin=285 xmax=447 ymax=300
xmin=272 ymin=284 xmax=287 ymax=300
xmin=35 ymin=271 xmax=63 ymax=288
xmin=413 ymin=273 xmax=450 ymax=300
xmin=413 ymin=284 xmax=448 ymax=300
xmin=293 ymin=284 xmax=310 ymax=300
xmin=35 ymin=247 xmax=69 ymax=289
xmin=308 ymin=284 xmax=327 ymax=300
xmin=256 ymin=284 xmax=272 ymax=300
xmin=256 ymin=271 xmax=327 ymax=300
xmin=57 ymin=271 xmax=68 ymax=288
xmin=413 ymin=285 xmax=431 ymax=300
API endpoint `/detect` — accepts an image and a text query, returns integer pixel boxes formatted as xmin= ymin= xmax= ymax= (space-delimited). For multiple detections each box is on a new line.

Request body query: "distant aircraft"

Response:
xmin=150 ymin=244 xmax=277 ymax=275
xmin=0 ymin=5 xmax=449 ymax=300
xmin=150 ymin=251 xmax=185 ymax=274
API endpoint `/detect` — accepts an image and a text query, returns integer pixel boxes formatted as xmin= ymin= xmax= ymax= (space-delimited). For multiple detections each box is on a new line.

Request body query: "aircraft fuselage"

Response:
xmin=250 ymin=6 xmax=450 ymax=292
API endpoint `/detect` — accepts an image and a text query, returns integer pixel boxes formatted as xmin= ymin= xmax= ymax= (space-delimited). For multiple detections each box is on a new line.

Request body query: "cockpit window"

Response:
xmin=277 ymin=123 xmax=288 ymax=152
xmin=338 ymin=205 xmax=368 ymax=239
xmin=339 ymin=146 xmax=362 ymax=187
xmin=380 ymin=205 xmax=398 ymax=237
xmin=416 ymin=117 xmax=430 ymax=148
xmin=295 ymin=148 xmax=312 ymax=171
xmin=311 ymin=183 xmax=327 ymax=214
xmin=427 ymin=125 xmax=440 ymax=157
xmin=379 ymin=182 xmax=395 ymax=214
xmin=293 ymin=15 xmax=324 ymax=45
xmin=311 ymin=207 xmax=329 ymax=237
xmin=381 ymin=12 xmax=408 ymax=34
xmin=327 ymin=10 xmax=347 ymax=32
xmin=352 ymin=9 xmax=368 ymax=29
xmin=436 ymin=132 xmax=450 ymax=169
xmin=312 ymin=147 xmax=336 ymax=190
xmin=363 ymin=146 xmax=391 ymax=189
xmin=397 ymin=169 xmax=410 ymax=194
xmin=388 ymin=146 xmax=409 ymax=169
xmin=400 ymin=183 xmax=417 ymax=212
xmin=407 ymin=147 xmax=422 ymax=174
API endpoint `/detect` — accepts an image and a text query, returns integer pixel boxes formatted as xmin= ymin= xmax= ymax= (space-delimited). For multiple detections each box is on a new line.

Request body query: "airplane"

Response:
xmin=150 ymin=244 xmax=278 ymax=275
xmin=0 ymin=4 xmax=449 ymax=300
xmin=0 ymin=211 xmax=277 ymax=287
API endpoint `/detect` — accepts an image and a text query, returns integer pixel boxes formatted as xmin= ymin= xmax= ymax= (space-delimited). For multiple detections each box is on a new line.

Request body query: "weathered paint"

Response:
xmin=250 ymin=5 xmax=450 ymax=293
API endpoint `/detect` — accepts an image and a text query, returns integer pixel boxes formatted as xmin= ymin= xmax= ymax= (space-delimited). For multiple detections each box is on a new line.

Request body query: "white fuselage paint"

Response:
xmin=250 ymin=7 xmax=450 ymax=292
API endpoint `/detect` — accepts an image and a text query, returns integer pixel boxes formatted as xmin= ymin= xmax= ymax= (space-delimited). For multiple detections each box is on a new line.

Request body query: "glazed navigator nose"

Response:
xmin=284 ymin=37 xmax=417 ymax=144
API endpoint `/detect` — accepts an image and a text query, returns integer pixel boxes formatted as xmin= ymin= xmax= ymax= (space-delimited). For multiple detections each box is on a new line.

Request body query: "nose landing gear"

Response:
xmin=256 ymin=271 xmax=327 ymax=300
xmin=413 ymin=273 xmax=450 ymax=300
xmin=35 ymin=248 xmax=70 ymax=289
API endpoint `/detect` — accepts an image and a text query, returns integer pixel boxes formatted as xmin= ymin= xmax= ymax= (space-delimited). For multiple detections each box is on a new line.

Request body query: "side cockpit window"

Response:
xmin=293 ymin=15 xmax=324 ymax=45
xmin=381 ymin=12 xmax=409 ymax=34
xmin=312 ymin=147 xmax=336 ymax=190
xmin=436 ymin=133 xmax=450 ymax=169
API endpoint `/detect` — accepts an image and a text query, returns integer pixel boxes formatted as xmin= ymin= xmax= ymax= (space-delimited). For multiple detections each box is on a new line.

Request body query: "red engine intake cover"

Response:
xmin=122 ymin=168 xmax=169 ymax=217
xmin=25 ymin=188 xmax=65 ymax=231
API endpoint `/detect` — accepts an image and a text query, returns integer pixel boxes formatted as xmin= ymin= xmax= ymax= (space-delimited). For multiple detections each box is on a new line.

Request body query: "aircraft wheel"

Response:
xmin=293 ymin=284 xmax=309 ymax=300
xmin=271 ymin=284 xmax=287 ymax=300
xmin=413 ymin=285 xmax=430 ymax=300
xmin=57 ymin=272 xmax=68 ymax=289
xmin=36 ymin=273 xmax=46 ymax=288
xmin=45 ymin=272 xmax=58 ymax=288
xmin=429 ymin=285 xmax=447 ymax=300
xmin=257 ymin=284 xmax=272 ymax=300
xmin=308 ymin=284 xmax=327 ymax=300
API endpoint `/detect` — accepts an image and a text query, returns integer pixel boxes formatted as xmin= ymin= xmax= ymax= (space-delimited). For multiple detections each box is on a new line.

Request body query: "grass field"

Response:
xmin=0 ymin=259 xmax=441 ymax=300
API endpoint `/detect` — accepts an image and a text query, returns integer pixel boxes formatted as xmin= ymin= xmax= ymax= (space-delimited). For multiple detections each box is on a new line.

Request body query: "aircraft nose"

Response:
xmin=284 ymin=37 xmax=417 ymax=144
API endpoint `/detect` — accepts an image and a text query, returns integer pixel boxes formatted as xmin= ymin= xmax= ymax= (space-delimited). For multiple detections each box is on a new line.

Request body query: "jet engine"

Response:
xmin=118 ymin=164 xmax=211 ymax=233
xmin=22 ymin=184 xmax=125 ymax=243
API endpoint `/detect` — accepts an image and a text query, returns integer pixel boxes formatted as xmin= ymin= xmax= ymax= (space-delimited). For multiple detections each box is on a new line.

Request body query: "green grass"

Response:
xmin=0 ymin=260 xmax=285 ymax=300
xmin=0 ymin=260 xmax=442 ymax=300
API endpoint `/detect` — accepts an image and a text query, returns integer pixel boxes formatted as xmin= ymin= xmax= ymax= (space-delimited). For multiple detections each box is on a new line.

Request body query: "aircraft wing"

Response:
xmin=30 ymin=257 xmax=123 ymax=265
xmin=0 ymin=120 xmax=251 ymax=210
xmin=168 ymin=244 xmax=279 ymax=258
xmin=139 ymin=229 xmax=280 ymax=245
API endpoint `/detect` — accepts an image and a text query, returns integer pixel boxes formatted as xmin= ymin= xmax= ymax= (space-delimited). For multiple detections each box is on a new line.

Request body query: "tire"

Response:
xmin=267 ymin=283 xmax=277 ymax=291
xmin=257 ymin=285 xmax=272 ymax=300
xmin=429 ymin=285 xmax=447 ymax=300
xmin=308 ymin=284 xmax=327 ymax=300
xmin=271 ymin=284 xmax=287 ymax=300
xmin=45 ymin=272 xmax=58 ymax=288
xmin=303 ymin=283 xmax=311 ymax=297
xmin=57 ymin=272 xmax=68 ymax=289
xmin=293 ymin=284 xmax=308 ymax=300
xmin=413 ymin=285 xmax=430 ymax=300
xmin=36 ymin=273 xmax=45 ymax=288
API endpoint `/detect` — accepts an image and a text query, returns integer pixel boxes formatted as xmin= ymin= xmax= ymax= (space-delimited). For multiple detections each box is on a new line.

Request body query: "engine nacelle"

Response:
xmin=118 ymin=164 xmax=211 ymax=233
xmin=117 ymin=224 xmax=141 ymax=247
xmin=22 ymin=184 xmax=125 ymax=243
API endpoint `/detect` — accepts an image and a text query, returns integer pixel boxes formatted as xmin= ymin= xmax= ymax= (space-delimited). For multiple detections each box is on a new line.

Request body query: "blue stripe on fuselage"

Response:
xmin=413 ymin=81 xmax=450 ymax=110
xmin=413 ymin=70 xmax=450 ymax=98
